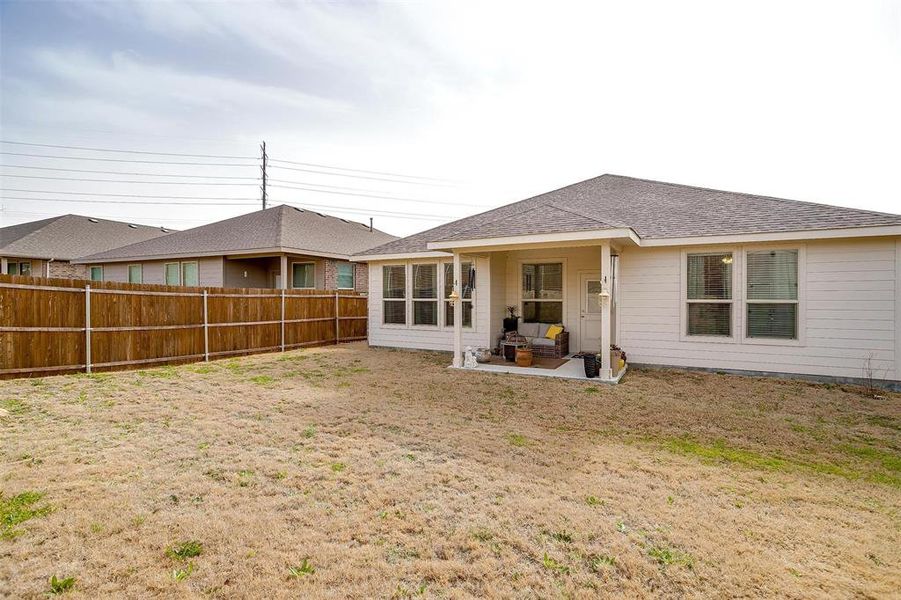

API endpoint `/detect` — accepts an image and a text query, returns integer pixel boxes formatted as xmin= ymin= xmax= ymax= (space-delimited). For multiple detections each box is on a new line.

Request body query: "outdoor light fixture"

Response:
xmin=722 ymin=256 xmax=734 ymax=265
xmin=448 ymin=290 xmax=460 ymax=301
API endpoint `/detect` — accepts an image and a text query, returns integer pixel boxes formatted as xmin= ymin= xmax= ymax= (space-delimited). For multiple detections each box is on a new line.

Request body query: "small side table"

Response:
xmin=502 ymin=338 xmax=527 ymax=362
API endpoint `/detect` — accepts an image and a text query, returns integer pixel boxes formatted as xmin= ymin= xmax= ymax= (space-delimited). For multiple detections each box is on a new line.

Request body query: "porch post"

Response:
xmin=452 ymin=251 xmax=463 ymax=368
xmin=599 ymin=242 xmax=612 ymax=379
xmin=0 ymin=257 xmax=6 ymax=275
xmin=279 ymin=254 xmax=289 ymax=290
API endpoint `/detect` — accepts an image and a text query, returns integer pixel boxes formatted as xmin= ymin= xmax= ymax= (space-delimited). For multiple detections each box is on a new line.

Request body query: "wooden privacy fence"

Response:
xmin=0 ymin=274 xmax=368 ymax=379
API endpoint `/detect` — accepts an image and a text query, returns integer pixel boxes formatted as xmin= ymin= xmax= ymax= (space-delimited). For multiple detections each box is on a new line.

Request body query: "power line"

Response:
xmin=268 ymin=178 xmax=483 ymax=208
xmin=277 ymin=201 xmax=452 ymax=222
xmin=0 ymin=164 xmax=259 ymax=180
xmin=267 ymin=156 xmax=454 ymax=183
xmin=1 ymin=188 xmax=258 ymax=200
xmin=268 ymin=162 xmax=453 ymax=187
xmin=1 ymin=209 xmax=210 ymax=224
xmin=1 ymin=196 xmax=257 ymax=206
xmin=0 ymin=139 xmax=256 ymax=160
xmin=0 ymin=174 xmax=258 ymax=186
xmin=268 ymin=182 xmax=475 ymax=210
xmin=0 ymin=151 xmax=257 ymax=167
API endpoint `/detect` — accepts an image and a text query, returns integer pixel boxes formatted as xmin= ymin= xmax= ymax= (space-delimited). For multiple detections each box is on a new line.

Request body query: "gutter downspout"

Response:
xmin=46 ymin=258 xmax=54 ymax=277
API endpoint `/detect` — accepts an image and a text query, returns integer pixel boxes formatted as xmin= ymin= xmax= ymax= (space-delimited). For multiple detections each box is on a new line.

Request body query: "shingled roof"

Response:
xmin=0 ymin=214 xmax=173 ymax=260
xmin=359 ymin=174 xmax=901 ymax=255
xmin=77 ymin=204 xmax=397 ymax=263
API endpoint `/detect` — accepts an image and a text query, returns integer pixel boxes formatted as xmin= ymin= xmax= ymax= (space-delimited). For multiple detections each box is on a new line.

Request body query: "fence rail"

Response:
xmin=0 ymin=274 xmax=368 ymax=379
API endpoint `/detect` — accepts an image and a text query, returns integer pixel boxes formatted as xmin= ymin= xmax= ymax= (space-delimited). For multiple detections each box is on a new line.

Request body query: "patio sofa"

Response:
xmin=516 ymin=322 xmax=570 ymax=359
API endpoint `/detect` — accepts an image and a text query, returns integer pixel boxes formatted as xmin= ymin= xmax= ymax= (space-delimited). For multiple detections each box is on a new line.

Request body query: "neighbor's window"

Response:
xmin=522 ymin=263 xmax=563 ymax=323
xmin=443 ymin=262 xmax=473 ymax=328
xmin=746 ymin=249 xmax=798 ymax=340
xmin=8 ymin=261 xmax=31 ymax=276
xmin=336 ymin=262 xmax=355 ymax=289
xmin=89 ymin=266 xmax=103 ymax=281
xmin=165 ymin=262 xmax=181 ymax=285
xmin=412 ymin=263 xmax=438 ymax=326
xmin=383 ymin=265 xmax=406 ymax=324
xmin=292 ymin=263 xmax=315 ymax=289
xmin=686 ymin=252 xmax=733 ymax=336
xmin=181 ymin=262 xmax=198 ymax=286
xmin=128 ymin=264 xmax=143 ymax=284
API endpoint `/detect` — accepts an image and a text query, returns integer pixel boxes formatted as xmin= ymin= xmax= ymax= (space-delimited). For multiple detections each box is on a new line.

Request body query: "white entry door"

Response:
xmin=580 ymin=272 xmax=602 ymax=352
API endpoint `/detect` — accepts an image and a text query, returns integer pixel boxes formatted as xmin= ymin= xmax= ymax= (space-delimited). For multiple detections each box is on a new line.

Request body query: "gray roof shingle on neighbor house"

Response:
xmin=77 ymin=204 xmax=398 ymax=262
xmin=0 ymin=214 xmax=173 ymax=260
xmin=359 ymin=174 xmax=901 ymax=255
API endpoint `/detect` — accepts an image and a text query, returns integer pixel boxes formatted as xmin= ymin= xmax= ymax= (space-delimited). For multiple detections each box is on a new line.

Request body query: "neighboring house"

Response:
xmin=356 ymin=174 xmax=901 ymax=385
xmin=0 ymin=214 xmax=172 ymax=279
xmin=76 ymin=204 xmax=397 ymax=292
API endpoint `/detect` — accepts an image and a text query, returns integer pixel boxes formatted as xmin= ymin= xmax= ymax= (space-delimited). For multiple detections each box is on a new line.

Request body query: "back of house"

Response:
xmin=356 ymin=174 xmax=901 ymax=387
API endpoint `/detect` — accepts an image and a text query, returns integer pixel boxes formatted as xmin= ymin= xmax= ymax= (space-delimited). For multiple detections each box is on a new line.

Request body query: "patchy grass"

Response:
xmin=1 ymin=344 xmax=899 ymax=597
xmin=48 ymin=575 xmax=75 ymax=594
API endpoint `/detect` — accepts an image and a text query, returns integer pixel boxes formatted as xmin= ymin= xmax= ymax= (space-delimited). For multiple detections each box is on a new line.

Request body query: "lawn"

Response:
xmin=1 ymin=343 xmax=899 ymax=598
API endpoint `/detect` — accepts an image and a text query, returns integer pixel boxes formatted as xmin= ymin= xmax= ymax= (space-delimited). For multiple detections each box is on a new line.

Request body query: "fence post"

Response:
xmin=84 ymin=284 xmax=92 ymax=374
xmin=280 ymin=289 xmax=286 ymax=352
xmin=334 ymin=291 xmax=340 ymax=344
xmin=202 ymin=290 xmax=209 ymax=362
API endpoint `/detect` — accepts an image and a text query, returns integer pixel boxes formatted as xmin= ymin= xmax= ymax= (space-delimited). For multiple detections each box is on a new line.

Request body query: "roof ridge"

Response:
xmin=0 ymin=215 xmax=66 ymax=251
xmin=605 ymin=174 xmax=901 ymax=218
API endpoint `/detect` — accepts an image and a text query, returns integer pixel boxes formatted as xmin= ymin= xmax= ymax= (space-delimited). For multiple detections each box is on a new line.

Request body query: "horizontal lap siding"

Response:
xmin=368 ymin=257 xmax=491 ymax=352
xmin=618 ymin=239 xmax=898 ymax=381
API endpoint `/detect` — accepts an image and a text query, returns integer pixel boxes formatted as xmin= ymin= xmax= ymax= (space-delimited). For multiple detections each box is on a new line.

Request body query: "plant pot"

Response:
xmin=515 ymin=348 xmax=533 ymax=367
xmin=503 ymin=317 xmax=519 ymax=333
xmin=475 ymin=348 xmax=492 ymax=363
xmin=583 ymin=354 xmax=598 ymax=378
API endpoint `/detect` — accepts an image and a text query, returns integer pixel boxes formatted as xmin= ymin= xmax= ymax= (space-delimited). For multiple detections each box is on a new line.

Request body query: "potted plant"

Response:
xmin=515 ymin=340 xmax=533 ymax=367
xmin=503 ymin=306 xmax=519 ymax=333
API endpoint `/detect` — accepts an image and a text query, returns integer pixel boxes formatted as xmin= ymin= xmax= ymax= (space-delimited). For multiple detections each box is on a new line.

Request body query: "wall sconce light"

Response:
xmin=448 ymin=290 xmax=460 ymax=302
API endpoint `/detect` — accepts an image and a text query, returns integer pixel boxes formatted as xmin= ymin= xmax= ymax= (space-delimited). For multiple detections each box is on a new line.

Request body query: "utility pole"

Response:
xmin=260 ymin=140 xmax=268 ymax=210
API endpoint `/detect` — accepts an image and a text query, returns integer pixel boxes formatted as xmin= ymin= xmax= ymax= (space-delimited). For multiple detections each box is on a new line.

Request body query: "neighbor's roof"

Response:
xmin=77 ymin=204 xmax=398 ymax=263
xmin=0 ymin=214 xmax=173 ymax=261
xmin=359 ymin=174 xmax=901 ymax=255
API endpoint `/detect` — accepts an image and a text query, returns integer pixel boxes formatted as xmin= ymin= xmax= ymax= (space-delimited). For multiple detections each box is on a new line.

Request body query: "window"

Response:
xmin=128 ymin=264 xmax=143 ymax=284
xmin=412 ymin=264 xmax=438 ymax=326
xmin=7 ymin=261 xmax=31 ymax=276
xmin=746 ymin=249 xmax=798 ymax=339
xmin=181 ymin=262 xmax=198 ymax=286
xmin=165 ymin=262 xmax=181 ymax=285
xmin=292 ymin=263 xmax=315 ymax=289
xmin=89 ymin=266 xmax=103 ymax=281
xmin=443 ymin=262 xmax=473 ymax=328
xmin=686 ymin=252 xmax=733 ymax=336
xmin=522 ymin=263 xmax=563 ymax=323
xmin=382 ymin=265 xmax=406 ymax=324
xmin=336 ymin=262 xmax=355 ymax=289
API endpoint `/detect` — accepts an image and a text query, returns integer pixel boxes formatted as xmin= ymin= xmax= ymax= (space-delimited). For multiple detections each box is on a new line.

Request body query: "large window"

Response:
xmin=89 ymin=266 xmax=103 ymax=281
xmin=165 ymin=263 xmax=181 ymax=285
xmin=686 ymin=252 xmax=733 ymax=336
xmin=383 ymin=265 xmax=406 ymax=324
xmin=443 ymin=262 xmax=473 ymax=328
xmin=522 ymin=263 xmax=563 ymax=323
xmin=412 ymin=264 xmax=438 ymax=326
xmin=336 ymin=262 xmax=355 ymax=289
xmin=6 ymin=261 xmax=31 ymax=276
xmin=746 ymin=249 xmax=798 ymax=339
xmin=128 ymin=264 xmax=143 ymax=284
xmin=181 ymin=262 xmax=198 ymax=286
xmin=292 ymin=263 xmax=315 ymax=289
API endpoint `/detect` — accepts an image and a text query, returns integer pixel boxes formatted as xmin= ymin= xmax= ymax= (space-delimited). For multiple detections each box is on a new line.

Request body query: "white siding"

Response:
xmin=368 ymin=256 xmax=492 ymax=351
xmin=618 ymin=238 xmax=899 ymax=381
xmin=100 ymin=257 xmax=224 ymax=287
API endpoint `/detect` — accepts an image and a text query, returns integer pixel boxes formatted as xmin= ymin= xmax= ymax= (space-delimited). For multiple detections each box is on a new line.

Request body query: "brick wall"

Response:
xmin=48 ymin=261 xmax=88 ymax=279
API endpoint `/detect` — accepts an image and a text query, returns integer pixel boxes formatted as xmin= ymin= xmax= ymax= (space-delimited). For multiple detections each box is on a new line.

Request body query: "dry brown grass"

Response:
xmin=1 ymin=343 xmax=899 ymax=599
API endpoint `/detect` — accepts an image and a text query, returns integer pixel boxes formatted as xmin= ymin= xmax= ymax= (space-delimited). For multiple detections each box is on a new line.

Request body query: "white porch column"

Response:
xmin=452 ymin=251 xmax=463 ymax=367
xmin=279 ymin=254 xmax=289 ymax=290
xmin=599 ymin=242 xmax=612 ymax=379
xmin=0 ymin=257 xmax=6 ymax=275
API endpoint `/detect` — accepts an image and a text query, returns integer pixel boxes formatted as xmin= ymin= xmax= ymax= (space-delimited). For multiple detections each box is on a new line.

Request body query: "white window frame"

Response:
xmin=411 ymin=262 xmax=439 ymax=329
xmin=742 ymin=244 xmax=805 ymax=347
xmin=127 ymin=264 xmax=143 ymax=284
xmin=89 ymin=265 xmax=104 ymax=282
xmin=336 ymin=262 xmax=355 ymax=290
xmin=180 ymin=261 xmax=199 ymax=287
xmin=681 ymin=249 xmax=738 ymax=342
xmin=291 ymin=261 xmax=316 ymax=289
xmin=519 ymin=258 xmax=566 ymax=325
xmin=164 ymin=262 xmax=182 ymax=286
xmin=441 ymin=261 xmax=474 ymax=330
xmin=381 ymin=263 xmax=408 ymax=327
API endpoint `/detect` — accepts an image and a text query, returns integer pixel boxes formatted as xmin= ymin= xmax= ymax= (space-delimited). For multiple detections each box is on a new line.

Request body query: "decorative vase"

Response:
xmin=475 ymin=348 xmax=492 ymax=363
xmin=583 ymin=354 xmax=598 ymax=378
xmin=515 ymin=347 xmax=533 ymax=367
xmin=503 ymin=317 xmax=519 ymax=333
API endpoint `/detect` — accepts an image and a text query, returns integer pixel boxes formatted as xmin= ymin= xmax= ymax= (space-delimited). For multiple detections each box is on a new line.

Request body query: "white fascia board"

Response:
xmin=351 ymin=251 xmax=453 ymax=262
xmin=74 ymin=247 xmax=351 ymax=264
xmin=426 ymin=228 xmax=639 ymax=251
xmin=640 ymin=225 xmax=901 ymax=247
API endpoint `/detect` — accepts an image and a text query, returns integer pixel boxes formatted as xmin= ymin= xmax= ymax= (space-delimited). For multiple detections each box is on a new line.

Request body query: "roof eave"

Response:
xmin=426 ymin=228 xmax=641 ymax=251
xmin=639 ymin=224 xmax=901 ymax=247
xmin=352 ymin=250 xmax=453 ymax=262
xmin=74 ymin=246 xmax=354 ymax=264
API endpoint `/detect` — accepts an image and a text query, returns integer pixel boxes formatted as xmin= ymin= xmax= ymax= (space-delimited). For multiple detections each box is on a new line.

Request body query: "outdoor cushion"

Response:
xmin=537 ymin=323 xmax=551 ymax=338
xmin=531 ymin=337 xmax=555 ymax=347
xmin=545 ymin=324 xmax=564 ymax=339
xmin=519 ymin=322 xmax=540 ymax=338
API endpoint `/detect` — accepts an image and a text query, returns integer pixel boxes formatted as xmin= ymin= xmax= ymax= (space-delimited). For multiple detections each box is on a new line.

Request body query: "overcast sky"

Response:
xmin=1 ymin=0 xmax=899 ymax=237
